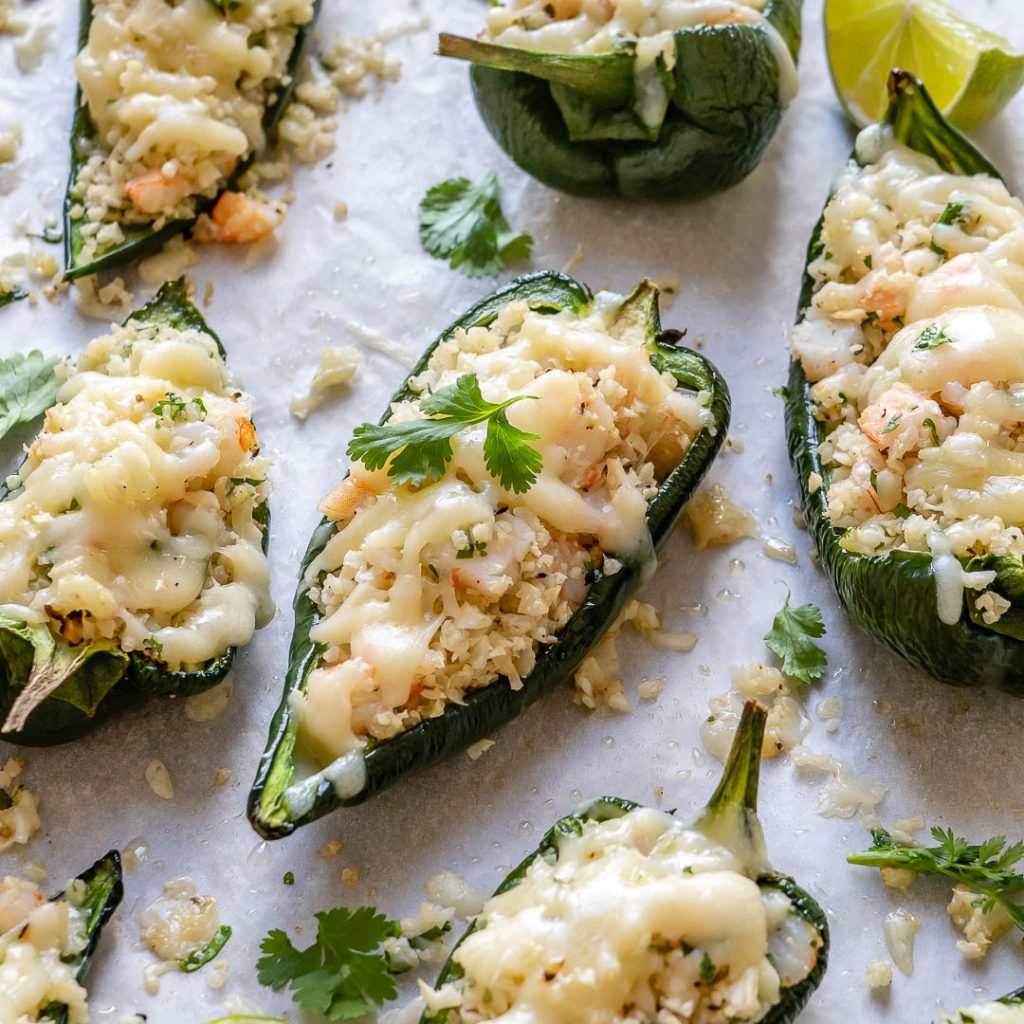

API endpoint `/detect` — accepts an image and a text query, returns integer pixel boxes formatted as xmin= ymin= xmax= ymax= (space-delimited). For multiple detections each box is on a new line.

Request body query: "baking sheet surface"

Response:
xmin=2 ymin=1 xmax=1024 ymax=1020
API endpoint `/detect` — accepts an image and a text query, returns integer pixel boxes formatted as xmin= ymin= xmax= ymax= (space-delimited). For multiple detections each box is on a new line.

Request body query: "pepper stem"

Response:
xmin=690 ymin=701 xmax=770 ymax=875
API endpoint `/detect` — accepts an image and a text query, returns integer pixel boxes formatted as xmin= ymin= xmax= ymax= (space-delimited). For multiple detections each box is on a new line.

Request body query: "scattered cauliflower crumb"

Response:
xmin=947 ymin=885 xmax=1013 ymax=960
xmin=638 ymin=677 xmax=665 ymax=701
xmin=0 ymin=785 xmax=40 ymax=851
xmin=22 ymin=861 xmax=47 ymax=885
xmin=466 ymin=739 xmax=495 ymax=761
xmin=345 ymin=318 xmax=415 ymax=367
xmin=807 ymin=472 xmax=823 ymax=494
xmin=341 ymin=867 xmax=360 ymax=886
xmin=215 ymin=768 xmax=232 ymax=787
xmin=380 ymin=997 xmax=428 ymax=1024
xmin=145 ymin=759 xmax=174 ymax=801
xmin=883 ymin=908 xmax=921 ymax=975
xmin=685 ymin=484 xmax=757 ymax=548
xmin=894 ymin=814 xmax=926 ymax=835
xmin=701 ymin=663 xmax=809 ymax=762
xmin=880 ymin=867 xmax=917 ymax=892
xmin=863 ymin=959 xmax=893 ymax=989
xmin=0 ymin=123 xmax=21 ymax=162
xmin=290 ymin=345 xmax=363 ymax=421
xmin=815 ymin=696 xmax=841 ymax=733
xmin=975 ymin=591 xmax=1012 ymax=625
xmin=318 ymin=840 xmax=344 ymax=860
xmin=207 ymin=959 xmax=230 ymax=990
xmin=74 ymin=274 xmax=134 ymax=321
xmin=423 ymin=870 xmax=484 ymax=919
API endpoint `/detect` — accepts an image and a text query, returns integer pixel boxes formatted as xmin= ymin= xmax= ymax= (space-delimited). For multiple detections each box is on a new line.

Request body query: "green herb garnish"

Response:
xmin=939 ymin=200 xmax=970 ymax=226
xmin=849 ymin=828 xmax=1024 ymax=933
xmin=922 ymin=417 xmax=940 ymax=446
xmin=419 ymin=171 xmax=533 ymax=278
xmin=764 ymin=591 xmax=828 ymax=685
xmin=153 ymin=392 xmax=207 ymax=424
xmin=347 ymin=373 xmax=543 ymax=493
xmin=699 ymin=951 xmax=718 ymax=985
xmin=915 ymin=323 xmax=954 ymax=351
xmin=257 ymin=907 xmax=400 ymax=1020
xmin=881 ymin=412 xmax=903 ymax=434
xmin=0 ymin=350 xmax=60 ymax=440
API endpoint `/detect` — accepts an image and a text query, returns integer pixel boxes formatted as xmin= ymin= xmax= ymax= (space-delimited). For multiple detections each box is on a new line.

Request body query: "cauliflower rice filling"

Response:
xmin=421 ymin=807 xmax=820 ymax=1024
xmin=70 ymin=0 xmax=314 ymax=262
xmin=294 ymin=293 xmax=708 ymax=769
xmin=792 ymin=126 xmax=1024 ymax=627
xmin=0 ymin=320 xmax=273 ymax=671
xmin=0 ymin=875 xmax=90 ymax=1024
xmin=939 ymin=1005 xmax=1024 ymax=1024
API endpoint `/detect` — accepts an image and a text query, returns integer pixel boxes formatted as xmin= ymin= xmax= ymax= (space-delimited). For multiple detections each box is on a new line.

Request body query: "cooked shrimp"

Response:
xmin=857 ymin=384 xmax=951 ymax=458
xmin=209 ymin=191 xmax=284 ymax=244
xmin=125 ymin=168 xmax=192 ymax=215
xmin=320 ymin=476 xmax=380 ymax=524
xmin=0 ymin=877 xmax=43 ymax=933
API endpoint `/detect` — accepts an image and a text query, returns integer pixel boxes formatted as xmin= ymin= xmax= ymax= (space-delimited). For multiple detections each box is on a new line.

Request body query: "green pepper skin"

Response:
xmin=421 ymin=705 xmax=828 ymax=1024
xmin=0 ymin=280 xmax=270 ymax=744
xmin=785 ymin=71 xmax=1024 ymax=693
xmin=439 ymin=0 xmax=801 ymax=200
xmin=62 ymin=0 xmax=322 ymax=280
xmin=249 ymin=271 xmax=731 ymax=838
xmin=46 ymin=850 xmax=124 ymax=1024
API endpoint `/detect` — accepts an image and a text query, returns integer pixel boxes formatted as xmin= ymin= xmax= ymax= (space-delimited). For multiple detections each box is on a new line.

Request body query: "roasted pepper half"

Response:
xmin=63 ymin=0 xmax=322 ymax=280
xmin=249 ymin=270 xmax=730 ymax=838
xmin=0 ymin=280 xmax=271 ymax=744
xmin=785 ymin=71 xmax=1024 ymax=692
xmin=420 ymin=703 xmax=828 ymax=1024
xmin=438 ymin=0 xmax=802 ymax=200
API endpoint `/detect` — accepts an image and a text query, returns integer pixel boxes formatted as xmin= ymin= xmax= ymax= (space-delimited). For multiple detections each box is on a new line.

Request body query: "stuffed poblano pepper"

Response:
xmin=0 ymin=279 xmax=272 ymax=745
xmin=418 ymin=702 xmax=827 ymax=1024
xmin=438 ymin=0 xmax=802 ymax=200
xmin=785 ymin=70 xmax=1024 ymax=692
xmin=938 ymin=992 xmax=1024 ymax=1023
xmin=64 ymin=0 xmax=322 ymax=279
xmin=249 ymin=270 xmax=730 ymax=838
xmin=0 ymin=850 xmax=123 ymax=1024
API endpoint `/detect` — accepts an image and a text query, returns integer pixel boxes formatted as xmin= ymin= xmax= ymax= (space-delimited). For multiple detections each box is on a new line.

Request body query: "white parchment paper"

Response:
xmin=2 ymin=1 xmax=1024 ymax=1020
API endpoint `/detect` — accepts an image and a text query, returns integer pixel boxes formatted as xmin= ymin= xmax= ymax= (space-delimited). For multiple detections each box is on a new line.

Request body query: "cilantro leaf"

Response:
xmin=915 ymin=323 xmax=953 ymax=351
xmin=0 ymin=350 xmax=60 ymax=440
xmin=849 ymin=827 xmax=1024 ymax=934
xmin=763 ymin=591 xmax=828 ymax=685
xmin=419 ymin=171 xmax=532 ymax=278
xmin=347 ymin=373 xmax=542 ymax=492
xmin=257 ymin=907 xmax=399 ymax=1021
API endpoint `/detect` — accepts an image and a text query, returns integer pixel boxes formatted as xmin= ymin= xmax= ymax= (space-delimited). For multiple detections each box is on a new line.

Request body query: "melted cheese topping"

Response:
xmin=291 ymin=293 xmax=707 ymax=781
xmin=485 ymin=0 xmax=797 ymax=109
xmin=0 ymin=876 xmax=89 ymax=1024
xmin=428 ymin=808 xmax=817 ymax=1024
xmin=71 ymin=0 xmax=314 ymax=251
xmin=791 ymin=128 xmax=1024 ymax=625
xmin=0 ymin=320 xmax=273 ymax=670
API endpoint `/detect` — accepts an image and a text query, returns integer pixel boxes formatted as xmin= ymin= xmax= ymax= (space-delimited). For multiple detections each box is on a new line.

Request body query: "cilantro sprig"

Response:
xmin=347 ymin=373 xmax=543 ymax=493
xmin=257 ymin=907 xmax=400 ymax=1020
xmin=0 ymin=350 xmax=60 ymax=440
xmin=419 ymin=171 xmax=532 ymax=278
xmin=764 ymin=591 xmax=828 ymax=685
xmin=849 ymin=827 xmax=1024 ymax=932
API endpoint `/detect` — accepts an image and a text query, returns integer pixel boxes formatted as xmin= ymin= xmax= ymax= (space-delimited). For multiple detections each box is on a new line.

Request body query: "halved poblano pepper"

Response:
xmin=249 ymin=270 xmax=730 ymax=838
xmin=63 ymin=0 xmax=322 ymax=280
xmin=438 ymin=0 xmax=802 ymax=200
xmin=0 ymin=279 xmax=271 ymax=745
xmin=420 ymin=702 xmax=828 ymax=1024
xmin=10 ymin=850 xmax=123 ymax=1024
xmin=785 ymin=71 xmax=1024 ymax=691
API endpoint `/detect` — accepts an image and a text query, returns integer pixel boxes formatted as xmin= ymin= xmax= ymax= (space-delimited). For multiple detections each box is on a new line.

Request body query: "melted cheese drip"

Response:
xmin=0 ymin=321 xmax=273 ymax=669
xmin=76 ymin=0 xmax=314 ymax=164
xmin=443 ymin=808 xmax=791 ymax=1024
xmin=294 ymin=294 xmax=706 ymax=769
xmin=0 ymin=877 xmax=89 ymax=1024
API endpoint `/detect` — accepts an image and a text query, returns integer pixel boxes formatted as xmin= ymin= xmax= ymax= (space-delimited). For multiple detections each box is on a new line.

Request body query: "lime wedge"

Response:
xmin=826 ymin=0 xmax=1024 ymax=130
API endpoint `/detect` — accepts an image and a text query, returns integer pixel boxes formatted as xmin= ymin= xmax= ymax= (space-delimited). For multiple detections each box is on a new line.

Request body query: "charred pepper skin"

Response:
xmin=249 ymin=271 xmax=731 ymax=839
xmin=785 ymin=71 xmax=1024 ymax=693
xmin=439 ymin=0 xmax=802 ymax=200
xmin=0 ymin=280 xmax=270 ymax=745
xmin=62 ymin=0 xmax=323 ymax=280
